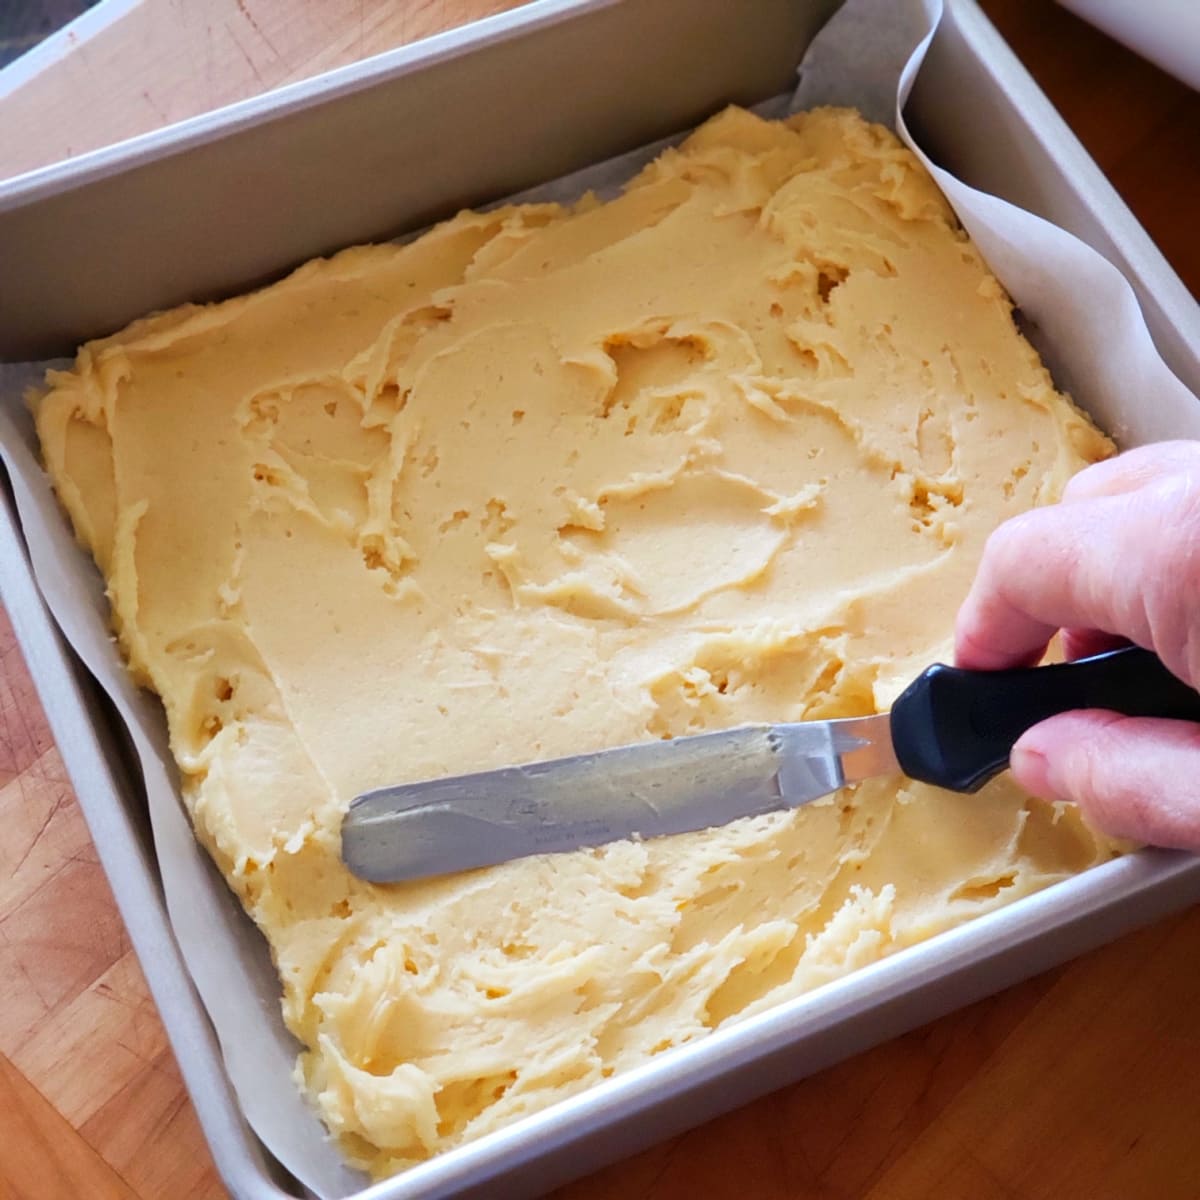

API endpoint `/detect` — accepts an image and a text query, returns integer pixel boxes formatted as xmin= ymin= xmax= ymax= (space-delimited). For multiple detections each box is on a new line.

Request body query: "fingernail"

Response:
xmin=1010 ymin=743 xmax=1059 ymax=800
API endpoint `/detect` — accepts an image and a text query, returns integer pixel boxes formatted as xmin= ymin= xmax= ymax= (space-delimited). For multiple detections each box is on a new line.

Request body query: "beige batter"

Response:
xmin=34 ymin=106 xmax=1119 ymax=1176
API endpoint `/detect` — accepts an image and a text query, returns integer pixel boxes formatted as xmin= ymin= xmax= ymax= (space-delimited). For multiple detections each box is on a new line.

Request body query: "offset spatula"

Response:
xmin=342 ymin=646 xmax=1200 ymax=884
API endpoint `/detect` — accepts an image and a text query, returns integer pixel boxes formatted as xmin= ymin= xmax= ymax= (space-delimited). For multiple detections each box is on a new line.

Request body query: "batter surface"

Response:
xmin=34 ymin=107 xmax=1119 ymax=1176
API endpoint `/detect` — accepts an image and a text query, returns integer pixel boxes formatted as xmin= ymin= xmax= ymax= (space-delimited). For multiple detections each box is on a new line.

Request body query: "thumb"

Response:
xmin=1010 ymin=712 xmax=1200 ymax=851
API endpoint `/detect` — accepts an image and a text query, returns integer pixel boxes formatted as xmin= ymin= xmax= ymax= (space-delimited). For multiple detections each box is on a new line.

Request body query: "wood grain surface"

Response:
xmin=1 ymin=2 xmax=1198 ymax=1198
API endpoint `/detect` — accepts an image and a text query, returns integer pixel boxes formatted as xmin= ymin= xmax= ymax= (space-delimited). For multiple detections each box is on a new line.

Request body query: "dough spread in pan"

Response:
xmin=34 ymin=106 xmax=1119 ymax=1176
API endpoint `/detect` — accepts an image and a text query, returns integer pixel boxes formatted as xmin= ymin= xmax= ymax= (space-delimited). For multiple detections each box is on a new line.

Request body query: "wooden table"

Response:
xmin=2 ymin=3 xmax=1198 ymax=1197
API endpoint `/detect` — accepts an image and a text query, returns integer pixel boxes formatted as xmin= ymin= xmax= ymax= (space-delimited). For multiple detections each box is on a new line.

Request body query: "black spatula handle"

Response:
xmin=891 ymin=645 xmax=1200 ymax=793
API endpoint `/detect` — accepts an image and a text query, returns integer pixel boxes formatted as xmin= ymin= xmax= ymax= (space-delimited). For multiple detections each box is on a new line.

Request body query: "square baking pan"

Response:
xmin=3 ymin=1 xmax=1200 ymax=1198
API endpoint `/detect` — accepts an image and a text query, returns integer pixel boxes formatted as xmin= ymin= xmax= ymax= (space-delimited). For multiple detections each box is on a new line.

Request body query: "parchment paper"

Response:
xmin=2 ymin=1 xmax=1198 ymax=1196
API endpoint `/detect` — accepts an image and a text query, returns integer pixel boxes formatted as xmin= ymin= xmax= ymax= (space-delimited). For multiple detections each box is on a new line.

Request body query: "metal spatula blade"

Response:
xmin=343 ymin=713 xmax=896 ymax=884
xmin=341 ymin=647 xmax=1200 ymax=884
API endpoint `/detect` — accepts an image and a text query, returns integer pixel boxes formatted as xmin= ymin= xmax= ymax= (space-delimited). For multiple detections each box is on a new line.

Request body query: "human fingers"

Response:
xmin=1061 ymin=440 xmax=1200 ymax=503
xmin=1011 ymin=710 xmax=1200 ymax=851
xmin=1053 ymin=447 xmax=1199 ymax=661
xmin=955 ymin=494 xmax=1136 ymax=671
xmin=1059 ymin=629 xmax=1128 ymax=662
xmin=956 ymin=474 xmax=1200 ymax=682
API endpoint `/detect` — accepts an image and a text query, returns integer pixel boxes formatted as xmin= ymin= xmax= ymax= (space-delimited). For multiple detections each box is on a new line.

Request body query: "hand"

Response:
xmin=955 ymin=440 xmax=1200 ymax=850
